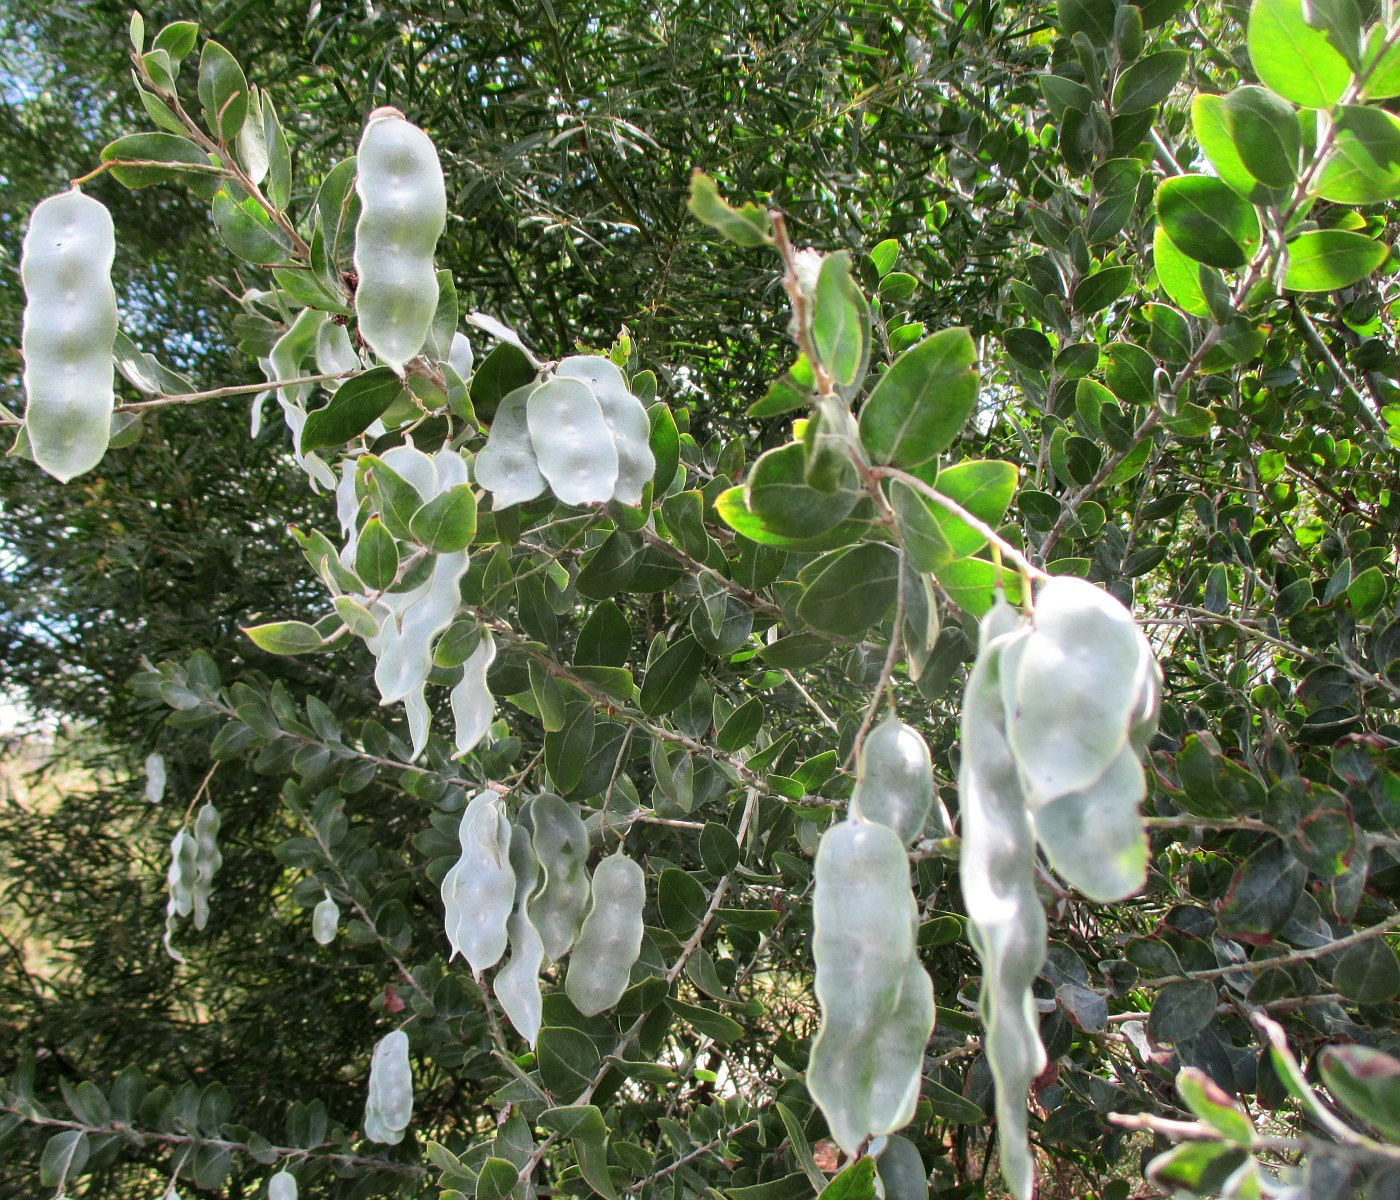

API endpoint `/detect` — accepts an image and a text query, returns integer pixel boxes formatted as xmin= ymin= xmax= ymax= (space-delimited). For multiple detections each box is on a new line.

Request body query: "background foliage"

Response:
xmin=0 ymin=1 xmax=1398 ymax=1199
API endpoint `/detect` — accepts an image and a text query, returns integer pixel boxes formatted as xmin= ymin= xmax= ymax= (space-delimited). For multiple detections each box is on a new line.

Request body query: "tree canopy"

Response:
xmin=1 ymin=2 xmax=1398 ymax=1200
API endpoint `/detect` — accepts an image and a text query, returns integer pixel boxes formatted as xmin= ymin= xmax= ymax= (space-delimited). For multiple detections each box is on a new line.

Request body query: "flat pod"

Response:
xmin=850 ymin=713 xmax=935 ymax=844
xmin=526 ymin=376 xmax=620 ymax=506
xmin=1006 ymin=577 xmax=1153 ymax=806
xmin=353 ymin=110 xmax=446 ymax=371
xmin=565 ymin=851 xmax=645 ymax=1017
xmin=450 ymin=633 xmax=497 ymax=756
xmin=526 ymin=793 xmax=591 ymax=962
xmin=862 ymin=956 xmax=935 ymax=1135
xmin=441 ymin=789 xmax=516 ymax=971
xmin=555 ymin=355 xmax=655 ymax=505
xmin=494 ymin=823 xmax=545 ymax=1045
xmin=312 ymin=895 xmax=340 ymax=945
xmin=475 ymin=382 xmax=548 ymax=509
xmin=364 ymin=1028 xmax=413 ymax=1143
xmin=957 ymin=600 xmax=1045 ymax=1200
xmin=1032 ymin=744 xmax=1148 ymax=902
xmin=191 ymin=802 xmax=223 ymax=931
xmin=807 ymin=818 xmax=920 ymax=1153
xmin=21 ymin=189 xmax=118 ymax=482
xmin=267 ymin=1171 xmax=298 ymax=1200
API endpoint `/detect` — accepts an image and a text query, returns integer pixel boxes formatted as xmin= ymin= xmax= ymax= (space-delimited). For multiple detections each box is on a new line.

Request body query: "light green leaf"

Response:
xmin=1315 ymin=105 xmax=1400 ymax=202
xmin=1282 ymin=229 xmax=1389 ymax=291
xmin=198 ymin=39 xmax=249 ymax=143
xmin=1247 ymin=0 xmax=1354 ymax=109
xmin=243 ymin=620 xmax=327 ymax=655
xmin=687 ymin=170 xmax=772 ymax=247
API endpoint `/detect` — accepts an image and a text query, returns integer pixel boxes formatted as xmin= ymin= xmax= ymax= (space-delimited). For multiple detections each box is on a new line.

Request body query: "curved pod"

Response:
xmin=353 ymin=109 xmax=446 ymax=372
xmin=850 ymin=713 xmax=935 ymax=844
xmin=441 ymin=789 xmax=515 ymax=971
xmin=527 ymin=793 xmax=591 ymax=961
xmin=364 ymin=1028 xmax=413 ymax=1144
xmin=21 ymin=189 xmax=118 ymax=482
xmin=807 ymin=817 xmax=921 ymax=1153
xmin=958 ymin=601 xmax=1046 ymax=1200
xmin=565 ymin=851 xmax=644 ymax=1017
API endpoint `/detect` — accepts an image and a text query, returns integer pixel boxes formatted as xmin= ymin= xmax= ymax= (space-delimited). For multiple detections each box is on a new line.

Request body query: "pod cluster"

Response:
xmin=476 ymin=354 xmax=656 ymax=509
xmin=163 ymin=802 xmax=223 ymax=963
xmin=958 ymin=579 xmax=1159 ymax=1200
xmin=807 ymin=813 xmax=935 ymax=1155
xmin=324 ymin=441 xmax=493 ymax=760
xmin=440 ymin=791 xmax=644 ymax=1046
xmin=363 ymin=1028 xmax=413 ymax=1144
xmin=20 ymin=189 xmax=119 ymax=482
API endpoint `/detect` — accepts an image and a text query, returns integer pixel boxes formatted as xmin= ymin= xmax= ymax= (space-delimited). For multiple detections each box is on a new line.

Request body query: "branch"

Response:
xmin=0 ymin=1103 xmax=426 ymax=1178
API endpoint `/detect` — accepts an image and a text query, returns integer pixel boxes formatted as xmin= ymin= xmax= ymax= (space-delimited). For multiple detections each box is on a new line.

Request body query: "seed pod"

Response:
xmin=267 ymin=1170 xmax=298 ymax=1200
xmin=862 ymin=956 xmax=935 ymax=1136
xmin=441 ymin=789 xmax=515 ymax=971
xmin=850 ymin=713 xmax=935 ymax=844
xmin=353 ymin=108 xmax=446 ymax=371
xmin=363 ymin=1028 xmax=413 ymax=1144
xmin=144 ymin=752 xmax=167 ymax=804
xmin=1032 ymin=744 xmax=1148 ymax=902
xmin=166 ymin=828 xmax=198 ymax=919
xmin=190 ymin=802 xmax=223 ymax=931
xmin=315 ymin=318 xmax=360 ymax=378
xmin=312 ymin=895 xmax=340 ymax=945
xmin=807 ymin=818 xmax=921 ymax=1153
xmin=163 ymin=827 xmax=199 ymax=963
xmin=526 ymin=793 xmax=590 ymax=962
xmin=555 ymin=355 xmax=655 ymax=506
xmin=526 ymin=376 xmax=619 ymax=506
xmin=958 ymin=599 xmax=1045 ymax=1200
xmin=1003 ymin=576 xmax=1155 ymax=807
xmin=474 ymin=382 xmax=548 ymax=509
xmin=21 ymin=189 xmax=118 ymax=482
xmin=565 ymin=851 xmax=644 ymax=1017
xmin=450 ymin=633 xmax=496 ymax=756
xmin=494 ymin=823 xmax=545 ymax=1046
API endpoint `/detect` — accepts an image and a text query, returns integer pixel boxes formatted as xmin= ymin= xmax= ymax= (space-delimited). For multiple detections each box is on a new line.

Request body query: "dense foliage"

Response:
xmin=1 ymin=2 xmax=1398 ymax=1200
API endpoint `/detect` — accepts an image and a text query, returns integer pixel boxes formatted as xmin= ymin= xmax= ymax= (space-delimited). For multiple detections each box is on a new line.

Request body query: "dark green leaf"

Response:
xmin=639 ymin=637 xmax=706 ymax=716
xmin=410 ymin=485 xmax=478 ymax=552
xmin=795 ymin=543 xmax=899 ymax=638
xmin=1112 ymin=50 xmax=1186 ymax=112
xmin=858 ymin=327 xmax=979 ymax=467
xmin=301 ymin=368 xmax=404 ymax=452
xmin=1156 ymin=174 xmax=1261 ymax=269
xmin=1147 ymin=979 xmax=1218 ymax=1043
